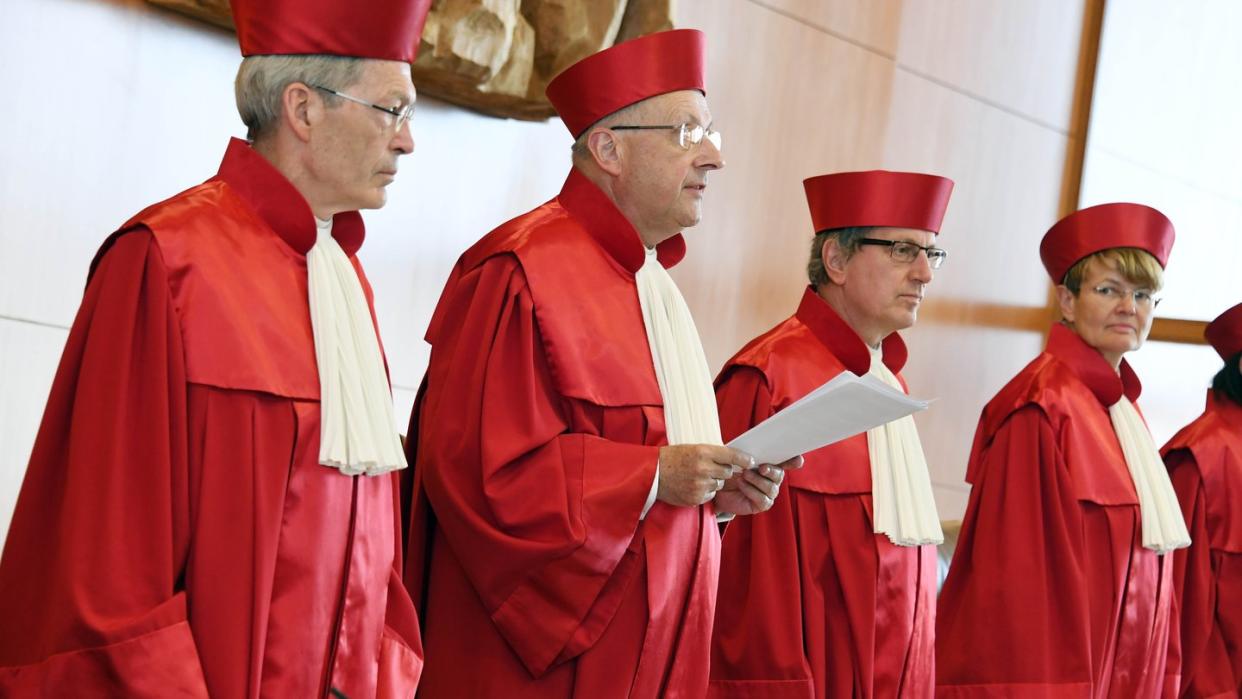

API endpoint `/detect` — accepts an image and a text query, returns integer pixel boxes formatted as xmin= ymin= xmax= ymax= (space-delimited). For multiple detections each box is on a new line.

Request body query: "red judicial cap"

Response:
xmin=232 ymin=0 xmax=432 ymax=62
xmin=1040 ymin=203 xmax=1175 ymax=283
xmin=546 ymin=29 xmax=706 ymax=137
xmin=802 ymin=170 xmax=954 ymax=235
xmin=1206 ymin=302 xmax=1242 ymax=361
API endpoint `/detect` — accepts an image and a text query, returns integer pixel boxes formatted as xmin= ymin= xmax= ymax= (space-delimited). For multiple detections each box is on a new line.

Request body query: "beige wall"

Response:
xmin=0 ymin=0 xmax=1097 ymax=545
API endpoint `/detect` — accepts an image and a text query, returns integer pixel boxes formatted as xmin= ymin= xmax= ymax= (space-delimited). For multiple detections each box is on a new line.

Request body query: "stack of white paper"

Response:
xmin=727 ymin=372 xmax=931 ymax=465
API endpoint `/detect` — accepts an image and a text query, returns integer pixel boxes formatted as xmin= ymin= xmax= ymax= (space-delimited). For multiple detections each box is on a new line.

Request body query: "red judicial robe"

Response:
xmin=1163 ymin=391 xmax=1242 ymax=697
xmin=405 ymin=169 xmax=719 ymax=698
xmin=936 ymin=324 xmax=1179 ymax=698
xmin=0 ymin=139 xmax=422 ymax=698
xmin=709 ymin=287 xmax=937 ymax=699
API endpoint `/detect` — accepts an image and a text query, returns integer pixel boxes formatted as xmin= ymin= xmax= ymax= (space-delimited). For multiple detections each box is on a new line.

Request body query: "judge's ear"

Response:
xmin=822 ymin=236 xmax=850 ymax=286
xmin=280 ymin=82 xmax=317 ymax=143
xmin=1055 ymin=284 xmax=1078 ymax=323
xmin=585 ymin=127 xmax=624 ymax=177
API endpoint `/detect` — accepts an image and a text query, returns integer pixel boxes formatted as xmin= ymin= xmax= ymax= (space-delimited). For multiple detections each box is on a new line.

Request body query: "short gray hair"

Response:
xmin=807 ymin=226 xmax=869 ymax=286
xmin=570 ymin=100 xmax=647 ymax=162
xmin=234 ymin=55 xmax=366 ymax=141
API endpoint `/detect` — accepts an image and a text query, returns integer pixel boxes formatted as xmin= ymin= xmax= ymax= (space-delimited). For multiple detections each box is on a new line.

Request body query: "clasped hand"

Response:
xmin=656 ymin=444 xmax=803 ymax=515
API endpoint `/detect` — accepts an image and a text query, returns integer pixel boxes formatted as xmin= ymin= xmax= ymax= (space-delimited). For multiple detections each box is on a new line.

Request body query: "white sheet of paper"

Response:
xmin=726 ymin=372 xmax=931 ymax=465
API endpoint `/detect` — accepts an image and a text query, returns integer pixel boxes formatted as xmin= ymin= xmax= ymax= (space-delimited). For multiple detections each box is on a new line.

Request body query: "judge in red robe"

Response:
xmin=709 ymin=170 xmax=953 ymax=698
xmin=1163 ymin=301 xmax=1242 ymax=697
xmin=405 ymin=30 xmax=796 ymax=698
xmin=937 ymin=203 xmax=1190 ymax=697
xmin=0 ymin=1 xmax=431 ymax=695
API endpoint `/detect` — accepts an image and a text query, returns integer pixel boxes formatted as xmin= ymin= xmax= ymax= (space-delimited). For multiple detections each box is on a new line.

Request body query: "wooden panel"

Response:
xmin=675 ymin=0 xmax=898 ymax=371
xmin=1149 ymin=318 xmax=1209 ymax=345
xmin=751 ymin=0 xmax=905 ymax=55
xmin=894 ymin=0 xmax=1086 ymax=133
xmin=879 ymin=67 xmax=1071 ymax=309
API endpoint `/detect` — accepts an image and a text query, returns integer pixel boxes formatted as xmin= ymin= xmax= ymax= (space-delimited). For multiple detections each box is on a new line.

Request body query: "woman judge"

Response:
xmin=936 ymin=203 xmax=1190 ymax=697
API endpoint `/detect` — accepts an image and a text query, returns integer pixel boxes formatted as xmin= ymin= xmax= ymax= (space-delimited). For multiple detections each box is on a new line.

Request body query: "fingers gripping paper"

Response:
xmin=726 ymin=355 xmax=942 ymax=545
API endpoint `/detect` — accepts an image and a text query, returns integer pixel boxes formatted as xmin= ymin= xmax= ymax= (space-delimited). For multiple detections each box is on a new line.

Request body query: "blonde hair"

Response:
xmin=1062 ymin=247 xmax=1164 ymax=294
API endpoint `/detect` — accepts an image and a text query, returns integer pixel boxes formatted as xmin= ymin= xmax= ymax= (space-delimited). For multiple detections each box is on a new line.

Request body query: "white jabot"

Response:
xmin=635 ymin=247 xmax=722 ymax=446
xmin=866 ymin=347 xmax=943 ymax=546
xmin=306 ymin=217 xmax=407 ymax=476
xmin=1108 ymin=397 xmax=1191 ymax=553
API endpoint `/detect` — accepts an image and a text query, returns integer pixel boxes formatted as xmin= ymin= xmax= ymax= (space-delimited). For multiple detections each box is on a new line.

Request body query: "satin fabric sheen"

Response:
xmin=936 ymin=324 xmax=1178 ymax=698
xmin=709 ymin=287 xmax=936 ymax=698
xmin=405 ymin=168 xmax=717 ymax=697
xmin=544 ymin=29 xmax=706 ymax=137
xmin=0 ymin=139 xmax=422 ymax=698
xmin=1164 ymin=391 xmax=1242 ymax=697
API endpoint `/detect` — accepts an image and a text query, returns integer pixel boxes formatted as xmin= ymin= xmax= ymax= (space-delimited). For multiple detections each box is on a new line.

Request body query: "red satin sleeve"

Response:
xmin=414 ymin=253 xmax=659 ymax=677
xmin=1167 ymin=450 xmax=1239 ymax=697
xmin=0 ymin=229 xmax=208 ymax=696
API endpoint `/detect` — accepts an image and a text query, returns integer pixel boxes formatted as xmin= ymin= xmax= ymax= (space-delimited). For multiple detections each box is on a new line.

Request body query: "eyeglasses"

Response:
xmin=610 ymin=123 xmax=722 ymax=150
xmin=857 ymin=237 xmax=948 ymax=269
xmin=310 ymin=84 xmax=415 ymax=132
xmin=1089 ymin=284 xmax=1162 ymax=309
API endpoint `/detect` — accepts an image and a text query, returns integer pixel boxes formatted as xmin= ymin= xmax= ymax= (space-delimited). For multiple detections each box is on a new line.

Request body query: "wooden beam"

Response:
xmin=1149 ymin=317 xmax=1209 ymax=345
xmin=920 ymin=299 xmax=1050 ymax=333
xmin=1043 ymin=0 xmax=1109 ymax=342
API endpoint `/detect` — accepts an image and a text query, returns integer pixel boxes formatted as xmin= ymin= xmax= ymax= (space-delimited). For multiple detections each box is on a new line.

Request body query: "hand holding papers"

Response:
xmin=727 ymin=372 xmax=931 ymax=465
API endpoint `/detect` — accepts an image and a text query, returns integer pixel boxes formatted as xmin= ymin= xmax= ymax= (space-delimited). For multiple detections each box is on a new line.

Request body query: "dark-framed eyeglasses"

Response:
xmin=310 ymin=84 xmax=415 ymax=132
xmin=857 ymin=237 xmax=948 ymax=269
xmin=610 ymin=123 xmax=722 ymax=150
xmin=1089 ymin=284 xmax=1162 ymax=309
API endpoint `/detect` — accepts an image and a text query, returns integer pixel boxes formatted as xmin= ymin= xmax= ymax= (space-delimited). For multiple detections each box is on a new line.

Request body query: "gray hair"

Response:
xmin=234 ymin=55 xmax=366 ymax=141
xmin=570 ymin=100 xmax=647 ymax=162
xmin=807 ymin=226 xmax=870 ymax=286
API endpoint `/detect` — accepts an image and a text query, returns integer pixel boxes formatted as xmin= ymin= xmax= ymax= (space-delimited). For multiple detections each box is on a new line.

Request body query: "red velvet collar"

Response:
xmin=795 ymin=286 xmax=908 ymax=376
xmin=1045 ymin=322 xmax=1142 ymax=406
xmin=557 ymin=168 xmax=686 ymax=275
xmin=212 ymin=138 xmax=365 ymax=256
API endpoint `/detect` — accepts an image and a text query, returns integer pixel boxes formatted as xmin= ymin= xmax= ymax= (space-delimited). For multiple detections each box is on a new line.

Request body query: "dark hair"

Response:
xmin=1212 ymin=351 xmax=1242 ymax=406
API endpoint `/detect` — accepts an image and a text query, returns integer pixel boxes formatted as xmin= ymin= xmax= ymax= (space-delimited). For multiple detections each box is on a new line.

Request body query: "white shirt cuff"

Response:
xmin=640 ymin=460 xmax=660 ymax=519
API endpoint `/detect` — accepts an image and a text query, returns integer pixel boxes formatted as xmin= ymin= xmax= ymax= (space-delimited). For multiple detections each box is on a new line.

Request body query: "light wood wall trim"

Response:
xmin=920 ymin=300 xmax=1050 ymax=333
xmin=1149 ymin=317 xmax=1209 ymax=345
xmin=1042 ymin=0 xmax=1109 ymax=342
